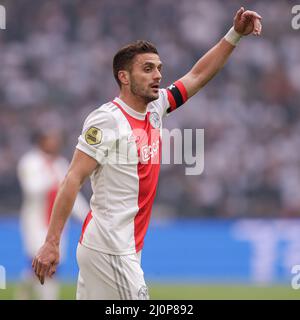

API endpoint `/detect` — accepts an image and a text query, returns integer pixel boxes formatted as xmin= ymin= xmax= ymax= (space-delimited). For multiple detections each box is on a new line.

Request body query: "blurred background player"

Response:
xmin=17 ymin=129 xmax=89 ymax=300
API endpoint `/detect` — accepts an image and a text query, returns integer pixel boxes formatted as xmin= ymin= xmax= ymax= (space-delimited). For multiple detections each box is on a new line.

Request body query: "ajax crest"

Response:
xmin=149 ymin=112 xmax=161 ymax=129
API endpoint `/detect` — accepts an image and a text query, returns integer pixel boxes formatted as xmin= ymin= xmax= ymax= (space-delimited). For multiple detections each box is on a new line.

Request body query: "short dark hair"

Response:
xmin=113 ymin=40 xmax=159 ymax=87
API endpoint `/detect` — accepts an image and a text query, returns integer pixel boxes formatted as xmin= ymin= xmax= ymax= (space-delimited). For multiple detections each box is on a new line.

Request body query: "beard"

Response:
xmin=130 ymin=78 xmax=159 ymax=104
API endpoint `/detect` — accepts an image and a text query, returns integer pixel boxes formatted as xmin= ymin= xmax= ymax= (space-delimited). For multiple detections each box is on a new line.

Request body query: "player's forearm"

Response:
xmin=181 ymin=38 xmax=235 ymax=98
xmin=45 ymin=171 xmax=83 ymax=245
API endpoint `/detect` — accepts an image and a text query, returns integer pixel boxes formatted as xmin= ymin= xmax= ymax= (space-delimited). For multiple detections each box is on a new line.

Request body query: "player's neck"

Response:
xmin=119 ymin=92 xmax=147 ymax=114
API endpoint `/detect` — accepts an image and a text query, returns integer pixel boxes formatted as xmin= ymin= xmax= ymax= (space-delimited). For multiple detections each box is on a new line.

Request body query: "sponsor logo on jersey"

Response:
xmin=149 ymin=112 xmax=161 ymax=129
xmin=85 ymin=127 xmax=102 ymax=145
xmin=141 ymin=140 xmax=159 ymax=162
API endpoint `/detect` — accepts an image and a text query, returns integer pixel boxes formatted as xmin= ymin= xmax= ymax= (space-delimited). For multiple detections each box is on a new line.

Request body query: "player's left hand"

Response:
xmin=233 ymin=7 xmax=262 ymax=36
xmin=32 ymin=241 xmax=59 ymax=285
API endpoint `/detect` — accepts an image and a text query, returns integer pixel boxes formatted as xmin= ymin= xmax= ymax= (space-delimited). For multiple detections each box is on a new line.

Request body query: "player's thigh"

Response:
xmin=76 ymin=244 xmax=119 ymax=299
xmin=116 ymin=253 xmax=149 ymax=300
xmin=76 ymin=244 xmax=149 ymax=300
xmin=76 ymin=271 xmax=87 ymax=300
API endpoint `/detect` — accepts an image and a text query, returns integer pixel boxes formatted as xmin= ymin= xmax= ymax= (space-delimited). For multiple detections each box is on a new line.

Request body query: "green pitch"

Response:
xmin=1 ymin=283 xmax=300 ymax=300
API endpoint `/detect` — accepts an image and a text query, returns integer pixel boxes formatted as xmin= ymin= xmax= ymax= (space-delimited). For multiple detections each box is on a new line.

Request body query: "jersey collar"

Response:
xmin=113 ymin=97 xmax=147 ymax=121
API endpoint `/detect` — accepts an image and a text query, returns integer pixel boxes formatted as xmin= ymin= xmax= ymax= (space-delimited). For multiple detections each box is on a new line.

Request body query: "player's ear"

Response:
xmin=118 ymin=70 xmax=130 ymax=86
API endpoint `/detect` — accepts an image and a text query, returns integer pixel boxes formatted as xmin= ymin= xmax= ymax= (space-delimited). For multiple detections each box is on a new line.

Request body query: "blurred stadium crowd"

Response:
xmin=0 ymin=0 xmax=300 ymax=218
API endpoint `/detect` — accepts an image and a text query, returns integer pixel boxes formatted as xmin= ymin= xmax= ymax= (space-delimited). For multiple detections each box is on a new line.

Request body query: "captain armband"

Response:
xmin=166 ymin=80 xmax=188 ymax=114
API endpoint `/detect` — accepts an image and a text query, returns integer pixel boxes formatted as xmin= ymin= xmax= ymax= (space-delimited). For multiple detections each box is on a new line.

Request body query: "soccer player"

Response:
xmin=32 ymin=8 xmax=262 ymax=299
xmin=17 ymin=129 xmax=89 ymax=299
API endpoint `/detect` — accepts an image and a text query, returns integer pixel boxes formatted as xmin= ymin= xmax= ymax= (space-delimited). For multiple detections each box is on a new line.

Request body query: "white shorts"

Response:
xmin=76 ymin=243 xmax=149 ymax=300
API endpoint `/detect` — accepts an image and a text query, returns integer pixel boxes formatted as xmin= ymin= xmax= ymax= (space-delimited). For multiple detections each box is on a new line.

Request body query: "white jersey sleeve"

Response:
xmin=76 ymin=108 xmax=119 ymax=165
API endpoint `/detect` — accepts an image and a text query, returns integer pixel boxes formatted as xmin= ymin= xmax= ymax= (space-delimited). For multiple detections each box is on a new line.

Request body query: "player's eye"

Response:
xmin=144 ymin=67 xmax=152 ymax=72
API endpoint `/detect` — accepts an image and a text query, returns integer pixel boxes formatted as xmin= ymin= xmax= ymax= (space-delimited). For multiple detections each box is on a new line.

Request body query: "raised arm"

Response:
xmin=178 ymin=7 xmax=262 ymax=98
xmin=32 ymin=149 xmax=98 ymax=284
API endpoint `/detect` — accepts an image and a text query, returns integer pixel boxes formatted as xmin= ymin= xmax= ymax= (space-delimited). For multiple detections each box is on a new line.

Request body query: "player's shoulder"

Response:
xmin=82 ymin=101 xmax=119 ymax=129
xmin=98 ymin=100 xmax=120 ymax=114
xmin=85 ymin=101 xmax=117 ymax=119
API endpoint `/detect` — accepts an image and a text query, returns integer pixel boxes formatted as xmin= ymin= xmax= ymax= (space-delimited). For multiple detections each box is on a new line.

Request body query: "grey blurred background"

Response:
xmin=0 ymin=0 xmax=300 ymax=219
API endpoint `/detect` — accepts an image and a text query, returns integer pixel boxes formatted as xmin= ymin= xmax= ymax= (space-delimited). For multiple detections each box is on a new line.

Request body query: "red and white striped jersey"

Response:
xmin=77 ymin=84 xmax=187 ymax=255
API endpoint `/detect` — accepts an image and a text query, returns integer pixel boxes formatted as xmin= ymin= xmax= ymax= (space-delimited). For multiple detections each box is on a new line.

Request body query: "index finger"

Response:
xmin=36 ymin=261 xmax=50 ymax=285
xmin=242 ymin=10 xmax=262 ymax=20
xmin=39 ymin=274 xmax=45 ymax=285
xmin=236 ymin=7 xmax=245 ymax=19
xmin=38 ymin=265 xmax=49 ymax=285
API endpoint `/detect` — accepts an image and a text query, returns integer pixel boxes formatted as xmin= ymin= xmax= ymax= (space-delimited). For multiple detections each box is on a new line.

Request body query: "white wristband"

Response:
xmin=224 ymin=27 xmax=242 ymax=46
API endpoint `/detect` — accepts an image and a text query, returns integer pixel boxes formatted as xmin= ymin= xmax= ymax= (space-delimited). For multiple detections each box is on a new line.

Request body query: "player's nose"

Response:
xmin=153 ymin=69 xmax=162 ymax=81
